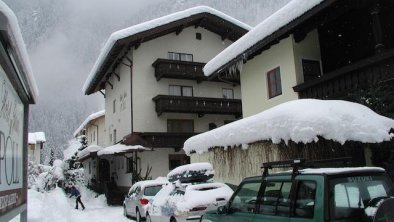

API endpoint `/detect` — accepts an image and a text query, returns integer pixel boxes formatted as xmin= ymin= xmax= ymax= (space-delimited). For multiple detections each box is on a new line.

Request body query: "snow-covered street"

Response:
xmin=11 ymin=186 xmax=133 ymax=222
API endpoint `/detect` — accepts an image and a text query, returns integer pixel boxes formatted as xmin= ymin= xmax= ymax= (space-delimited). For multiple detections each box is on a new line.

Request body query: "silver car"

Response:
xmin=123 ymin=179 xmax=167 ymax=222
xmin=146 ymin=182 xmax=233 ymax=222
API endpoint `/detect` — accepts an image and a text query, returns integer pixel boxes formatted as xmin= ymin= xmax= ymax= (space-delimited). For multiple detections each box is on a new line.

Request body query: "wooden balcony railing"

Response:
xmin=138 ymin=132 xmax=198 ymax=149
xmin=293 ymin=50 xmax=394 ymax=99
xmin=152 ymin=95 xmax=242 ymax=117
xmin=152 ymin=59 xmax=240 ymax=83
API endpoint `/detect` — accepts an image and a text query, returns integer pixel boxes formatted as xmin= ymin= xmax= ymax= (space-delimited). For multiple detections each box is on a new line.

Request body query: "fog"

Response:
xmin=4 ymin=0 xmax=290 ymax=163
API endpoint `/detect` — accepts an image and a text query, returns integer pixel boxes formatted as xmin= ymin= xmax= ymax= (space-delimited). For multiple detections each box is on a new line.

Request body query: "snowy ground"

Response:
xmin=11 ymin=186 xmax=134 ymax=222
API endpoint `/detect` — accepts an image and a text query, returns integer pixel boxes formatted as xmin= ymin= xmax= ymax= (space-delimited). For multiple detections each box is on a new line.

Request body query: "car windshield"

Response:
xmin=144 ymin=185 xmax=163 ymax=196
xmin=329 ymin=174 xmax=394 ymax=220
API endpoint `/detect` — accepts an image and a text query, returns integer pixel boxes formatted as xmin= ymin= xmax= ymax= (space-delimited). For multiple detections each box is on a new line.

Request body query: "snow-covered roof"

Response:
xmin=204 ymin=0 xmax=325 ymax=76
xmin=97 ymin=143 xmax=151 ymax=156
xmin=77 ymin=144 xmax=103 ymax=160
xmin=73 ymin=110 xmax=105 ymax=137
xmin=184 ymin=99 xmax=394 ymax=155
xmin=83 ymin=6 xmax=251 ymax=95
xmin=0 ymin=2 xmax=38 ymax=102
xmin=28 ymin=132 xmax=46 ymax=144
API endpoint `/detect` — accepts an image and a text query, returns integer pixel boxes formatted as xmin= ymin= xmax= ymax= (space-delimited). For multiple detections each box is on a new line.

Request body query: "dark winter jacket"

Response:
xmin=70 ymin=187 xmax=81 ymax=198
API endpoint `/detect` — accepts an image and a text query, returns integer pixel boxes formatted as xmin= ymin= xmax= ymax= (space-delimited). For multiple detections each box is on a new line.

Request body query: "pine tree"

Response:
xmin=49 ymin=149 xmax=55 ymax=166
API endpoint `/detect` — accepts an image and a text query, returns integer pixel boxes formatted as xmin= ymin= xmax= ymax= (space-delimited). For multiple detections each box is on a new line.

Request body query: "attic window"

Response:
xmin=196 ymin=33 xmax=202 ymax=40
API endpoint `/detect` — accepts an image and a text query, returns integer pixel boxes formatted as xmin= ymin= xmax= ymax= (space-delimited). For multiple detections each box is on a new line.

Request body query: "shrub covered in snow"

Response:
xmin=28 ymin=159 xmax=65 ymax=192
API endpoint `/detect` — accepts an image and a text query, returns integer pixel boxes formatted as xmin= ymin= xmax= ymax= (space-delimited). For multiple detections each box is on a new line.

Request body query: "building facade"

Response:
xmin=82 ymin=6 xmax=250 ymax=200
xmin=28 ymin=132 xmax=46 ymax=164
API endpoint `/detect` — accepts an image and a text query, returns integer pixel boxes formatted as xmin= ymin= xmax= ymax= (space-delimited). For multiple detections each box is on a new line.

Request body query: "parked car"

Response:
xmin=123 ymin=178 xmax=167 ymax=222
xmin=201 ymin=158 xmax=394 ymax=222
xmin=146 ymin=163 xmax=234 ymax=222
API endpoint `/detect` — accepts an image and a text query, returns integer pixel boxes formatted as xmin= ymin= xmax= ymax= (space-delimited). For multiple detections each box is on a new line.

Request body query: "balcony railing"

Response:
xmin=152 ymin=59 xmax=240 ymax=83
xmin=293 ymin=50 xmax=394 ymax=99
xmin=138 ymin=132 xmax=198 ymax=149
xmin=152 ymin=95 xmax=242 ymax=117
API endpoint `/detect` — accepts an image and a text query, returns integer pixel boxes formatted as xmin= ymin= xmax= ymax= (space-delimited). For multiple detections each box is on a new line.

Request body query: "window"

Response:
xmin=302 ymin=59 xmax=321 ymax=82
xmin=113 ymin=99 xmax=116 ymax=113
xmin=229 ymin=181 xmax=261 ymax=213
xmin=222 ymin=88 xmax=234 ymax=99
xmin=167 ymin=119 xmax=194 ymax=133
xmin=169 ymin=85 xmax=193 ymax=97
xmin=126 ymin=157 xmax=133 ymax=173
xmin=267 ymin=67 xmax=282 ymax=98
xmin=144 ymin=185 xmax=163 ymax=196
xmin=196 ymin=32 xmax=202 ymax=40
xmin=168 ymin=52 xmax=193 ymax=61
xmin=294 ymin=181 xmax=316 ymax=218
xmin=113 ymin=129 xmax=116 ymax=144
xmin=169 ymin=154 xmax=190 ymax=170
xmin=224 ymin=120 xmax=234 ymax=125
xmin=93 ymin=131 xmax=96 ymax=142
xmin=259 ymin=181 xmax=292 ymax=216
xmin=329 ymin=175 xmax=394 ymax=220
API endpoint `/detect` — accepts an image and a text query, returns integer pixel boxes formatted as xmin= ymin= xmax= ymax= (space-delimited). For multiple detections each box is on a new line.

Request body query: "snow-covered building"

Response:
xmin=0 ymin=2 xmax=38 ymax=221
xmin=191 ymin=0 xmax=394 ymax=184
xmin=82 ymin=6 xmax=250 ymax=199
xmin=73 ymin=110 xmax=106 ymax=189
xmin=28 ymin=132 xmax=46 ymax=164
xmin=205 ymin=0 xmax=394 ymax=117
xmin=185 ymin=99 xmax=394 ymax=185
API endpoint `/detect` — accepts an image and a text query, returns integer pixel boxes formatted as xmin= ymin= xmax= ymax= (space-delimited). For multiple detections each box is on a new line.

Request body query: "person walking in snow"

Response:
xmin=69 ymin=186 xmax=85 ymax=210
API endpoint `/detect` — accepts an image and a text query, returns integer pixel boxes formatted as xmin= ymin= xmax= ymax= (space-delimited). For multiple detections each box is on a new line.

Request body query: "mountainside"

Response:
xmin=3 ymin=0 xmax=290 ymax=164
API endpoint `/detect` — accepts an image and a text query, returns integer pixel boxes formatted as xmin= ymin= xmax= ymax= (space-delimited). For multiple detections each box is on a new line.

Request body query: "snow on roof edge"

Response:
xmin=183 ymin=99 xmax=394 ymax=155
xmin=203 ymin=0 xmax=324 ymax=76
xmin=73 ymin=110 xmax=105 ymax=137
xmin=82 ymin=5 xmax=251 ymax=94
xmin=0 ymin=1 xmax=39 ymax=102
xmin=97 ymin=144 xmax=150 ymax=156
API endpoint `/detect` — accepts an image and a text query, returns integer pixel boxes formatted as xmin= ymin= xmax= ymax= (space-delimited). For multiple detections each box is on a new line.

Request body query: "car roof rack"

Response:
xmin=261 ymin=157 xmax=352 ymax=178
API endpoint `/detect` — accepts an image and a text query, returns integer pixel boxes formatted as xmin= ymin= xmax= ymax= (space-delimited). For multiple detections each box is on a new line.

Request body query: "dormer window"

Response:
xmin=168 ymin=52 xmax=193 ymax=62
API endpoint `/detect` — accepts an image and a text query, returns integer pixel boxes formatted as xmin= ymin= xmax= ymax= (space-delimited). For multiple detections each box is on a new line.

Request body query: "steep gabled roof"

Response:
xmin=73 ymin=110 xmax=105 ymax=137
xmin=204 ymin=0 xmax=338 ymax=77
xmin=83 ymin=6 xmax=251 ymax=95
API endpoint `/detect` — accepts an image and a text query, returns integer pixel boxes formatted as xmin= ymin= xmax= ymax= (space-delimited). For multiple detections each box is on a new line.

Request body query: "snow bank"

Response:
xmin=97 ymin=143 xmax=150 ymax=156
xmin=83 ymin=6 xmax=251 ymax=94
xmin=184 ymin=99 xmax=394 ymax=154
xmin=204 ymin=0 xmax=323 ymax=76
xmin=73 ymin=110 xmax=105 ymax=137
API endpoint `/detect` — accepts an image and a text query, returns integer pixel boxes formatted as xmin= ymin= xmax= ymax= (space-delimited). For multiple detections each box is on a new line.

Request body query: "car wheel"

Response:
xmin=170 ymin=217 xmax=177 ymax=222
xmin=123 ymin=205 xmax=128 ymax=218
xmin=145 ymin=213 xmax=152 ymax=222
xmin=136 ymin=209 xmax=142 ymax=222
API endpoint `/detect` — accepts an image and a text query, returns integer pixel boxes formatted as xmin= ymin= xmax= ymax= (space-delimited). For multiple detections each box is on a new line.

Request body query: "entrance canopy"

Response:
xmin=97 ymin=143 xmax=151 ymax=156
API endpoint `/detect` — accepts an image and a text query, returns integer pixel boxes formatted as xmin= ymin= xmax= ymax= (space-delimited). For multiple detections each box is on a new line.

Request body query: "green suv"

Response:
xmin=201 ymin=159 xmax=394 ymax=222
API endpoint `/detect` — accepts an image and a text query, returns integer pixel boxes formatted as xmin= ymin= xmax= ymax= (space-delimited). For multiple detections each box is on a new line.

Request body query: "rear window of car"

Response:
xmin=329 ymin=175 xmax=394 ymax=220
xmin=144 ymin=185 xmax=163 ymax=196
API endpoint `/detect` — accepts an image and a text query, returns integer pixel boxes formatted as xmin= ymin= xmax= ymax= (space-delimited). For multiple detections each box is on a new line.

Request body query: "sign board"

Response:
xmin=0 ymin=64 xmax=24 ymax=216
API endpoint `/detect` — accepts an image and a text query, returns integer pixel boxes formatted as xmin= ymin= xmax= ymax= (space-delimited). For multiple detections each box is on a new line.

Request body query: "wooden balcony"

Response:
xmin=138 ymin=132 xmax=198 ymax=149
xmin=293 ymin=50 xmax=394 ymax=99
xmin=152 ymin=59 xmax=240 ymax=83
xmin=152 ymin=95 xmax=242 ymax=117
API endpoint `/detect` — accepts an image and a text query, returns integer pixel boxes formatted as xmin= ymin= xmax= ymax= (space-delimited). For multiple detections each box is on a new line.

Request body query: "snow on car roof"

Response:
xmin=130 ymin=177 xmax=168 ymax=191
xmin=203 ymin=0 xmax=324 ymax=76
xmin=167 ymin=162 xmax=214 ymax=180
xmin=183 ymin=99 xmax=394 ymax=155
xmin=299 ymin=167 xmax=386 ymax=175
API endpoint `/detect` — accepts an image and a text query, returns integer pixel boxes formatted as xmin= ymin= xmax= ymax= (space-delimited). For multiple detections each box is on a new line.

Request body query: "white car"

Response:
xmin=146 ymin=163 xmax=234 ymax=222
xmin=123 ymin=178 xmax=167 ymax=222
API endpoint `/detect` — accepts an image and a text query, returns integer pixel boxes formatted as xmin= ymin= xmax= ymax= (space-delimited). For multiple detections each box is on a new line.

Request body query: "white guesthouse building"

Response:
xmin=82 ymin=6 xmax=250 ymax=199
